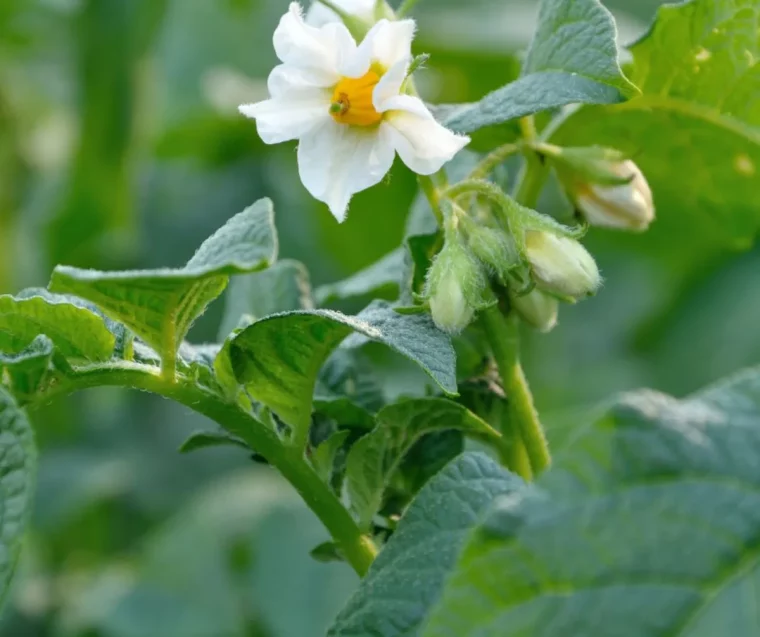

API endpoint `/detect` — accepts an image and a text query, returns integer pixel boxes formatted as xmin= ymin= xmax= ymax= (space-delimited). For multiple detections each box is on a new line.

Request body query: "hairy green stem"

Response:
xmin=513 ymin=116 xmax=548 ymax=208
xmin=480 ymin=308 xmax=551 ymax=475
xmin=36 ymin=363 xmax=378 ymax=576
xmin=468 ymin=143 xmax=521 ymax=181
xmin=418 ymin=172 xmax=447 ymax=227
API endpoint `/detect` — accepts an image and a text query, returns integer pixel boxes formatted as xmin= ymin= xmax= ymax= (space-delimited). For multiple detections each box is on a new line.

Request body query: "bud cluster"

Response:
xmin=422 ymin=145 xmax=654 ymax=335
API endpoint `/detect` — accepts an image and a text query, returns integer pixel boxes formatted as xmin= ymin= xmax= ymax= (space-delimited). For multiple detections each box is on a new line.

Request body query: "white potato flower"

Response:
xmin=239 ymin=3 xmax=470 ymax=222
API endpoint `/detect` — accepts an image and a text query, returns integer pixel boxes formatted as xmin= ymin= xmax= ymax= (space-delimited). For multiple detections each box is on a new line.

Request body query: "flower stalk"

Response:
xmin=480 ymin=307 xmax=551 ymax=475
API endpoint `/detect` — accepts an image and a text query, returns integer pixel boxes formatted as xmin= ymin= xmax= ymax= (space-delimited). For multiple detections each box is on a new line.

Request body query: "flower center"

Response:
xmin=329 ymin=70 xmax=382 ymax=127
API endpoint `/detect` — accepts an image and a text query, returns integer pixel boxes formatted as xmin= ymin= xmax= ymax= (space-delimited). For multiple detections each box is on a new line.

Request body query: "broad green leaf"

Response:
xmin=178 ymin=430 xmax=248 ymax=454
xmin=315 ymin=249 xmax=404 ymax=305
xmin=423 ymin=368 xmax=760 ymax=637
xmin=0 ymin=292 xmax=115 ymax=362
xmin=0 ymin=387 xmax=37 ymax=609
xmin=330 ymin=452 xmax=522 ymax=637
xmin=442 ymin=0 xmax=636 ymax=134
xmin=552 ymin=105 xmax=760 ymax=259
xmin=49 ymin=199 xmax=277 ymax=372
xmin=229 ymin=301 xmax=457 ymax=443
xmin=218 ymin=259 xmax=312 ymax=341
xmin=345 ymin=399 xmax=499 ymax=529
xmin=630 ymin=0 xmax=760 ymax=127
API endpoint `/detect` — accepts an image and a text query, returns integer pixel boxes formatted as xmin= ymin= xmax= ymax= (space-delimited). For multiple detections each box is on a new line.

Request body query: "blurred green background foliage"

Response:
xmin=1 ymin=0 xmax=756 ymax=635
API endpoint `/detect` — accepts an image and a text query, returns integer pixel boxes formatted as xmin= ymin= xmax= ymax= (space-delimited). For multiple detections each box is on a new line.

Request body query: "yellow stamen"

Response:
xmin=330 ymin=70 xmax=382 ymax=127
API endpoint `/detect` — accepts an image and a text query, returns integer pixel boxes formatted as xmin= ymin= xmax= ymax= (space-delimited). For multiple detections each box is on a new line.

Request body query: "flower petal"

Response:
xmin=362 ymin=19 xmax=415 ymax=69
xmin=268 ymin=64 xmax=334 ymax=96
xmin=297 ymin=121 xmax=395 ymax=221
xmin=382 ymin=95 xmax=470 ymax=174
xmin=372 ymin=58 xmax=409 ymax=110
xmin=273 ymin=2 xmax=354 ymax=84
xmin=306 ymin=0 xmax=375 ymax=27
xmin=239 ymin=94 xmax=330 ymax=144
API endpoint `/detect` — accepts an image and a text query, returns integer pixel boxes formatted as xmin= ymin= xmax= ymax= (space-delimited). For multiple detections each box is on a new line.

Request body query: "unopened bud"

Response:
xmin=510 ymin=289 xmax=559 ymax=333
xmin=425 ymin=241 xmax=487 ymax=334
xmin=573 ymin=160 xmax=654 ymax=231
xmin=465 ymin=223 xmax=520 ymax=283
xmin=525 ymin=231 xmax=600 ymax=299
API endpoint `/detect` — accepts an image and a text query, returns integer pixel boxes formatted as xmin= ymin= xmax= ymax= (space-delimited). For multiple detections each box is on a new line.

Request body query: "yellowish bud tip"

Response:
xmin=525 ymin=231 xmax=601 ymax=300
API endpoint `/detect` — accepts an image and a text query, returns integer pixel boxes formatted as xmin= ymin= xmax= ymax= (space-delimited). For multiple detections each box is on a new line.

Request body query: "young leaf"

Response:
xmin=229 ymin=301 xmax=457 ymax=446
xmin=178 ymin=430 xmax=249 ymax=454
xmin=317 ymin=348 xmax=385 ymax=413
xmin=442 ymin=0 xmax=637 ymax=134
xmin=218 ymin=259 xmax=312 ymax=341
xmin=0 ymin=387 xmax=37 ymax=610
xmin=422 ymin=368 xmax=760 ymax=636
xmin=315 ymin=249 xmax=405 ymax=305
xmin=0 ymin=335 xmax=71 ymax=403
xmin=329 ymin=452 xmax=523 ymax=637
xmin=49 ymin=199 xmax=277 ymax=374
xmin=312 ymin=397 xmax=376 ymax=431
xmin=311 ymin=430 xmax=351 ymax=483
xmin=0 ymin=292 xmax=115 ymax=362
xmin=345 ymin=398 xmax=499 ymax=529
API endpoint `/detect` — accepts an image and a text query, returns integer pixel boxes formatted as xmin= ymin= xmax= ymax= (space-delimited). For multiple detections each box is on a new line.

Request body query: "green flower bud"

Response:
xmin=425 ymin=241 xmax=487 ymax=334
xmin=525 ymin=230 xmax=600 ymax=299
xmin=465 ymin=223 xmax=520 ymax=283
xmin=510 ymin=289 xmax=559 ymax=333
xmin=573 ymin=160 xmax=655 ymax=231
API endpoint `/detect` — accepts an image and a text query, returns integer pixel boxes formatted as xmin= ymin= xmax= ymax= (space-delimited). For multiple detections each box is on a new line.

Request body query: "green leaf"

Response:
xmin=218 ymin=259 xmax=312 ymax=341
xmin=442 ymin=0 xmax=636 ymax=134
xmin=315 ymin=249 xmax=405 ymax=305
xmin=345 ymin=399 xmax=499 ymax=529
xmin=310 ymin=541 xmax=344 ymax=564
xmin=312 ymin=397 xmax=376 ymax=431
xmin=317 ymin=348 xmax=385 ymax=413
xmin=549 ymin=1 xmax=760 ymax=297
xmin=311 ymin=430 xmax=351 ymax=483
xmin=423 ymin=368 xmax=760 ymax=636
xmin=0 ymin=335 xmax=71 ymax=403
xmin=0 ymin=291 xmax=115 ymax=362
xmin=397 ymin=430 xmax=464 ymax=497
xmin=0 ymin=386 xmax=37 ymax=609
xmin=630 ymin=0 xmax=760 ymax=127
xmin=329 ymin=452 xmax=522 ymax=637
xmin=49 ymin=199 xmax=277 ymax=374
xmin=178 ymin=429 xmax=248 ymax=454
xmin=401 ymin=232 xmax=442 ymax=305
xmin=229 ymin=301 xmax=457 ymax=445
